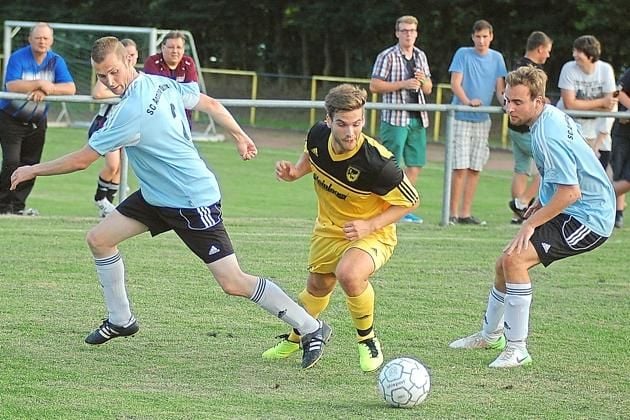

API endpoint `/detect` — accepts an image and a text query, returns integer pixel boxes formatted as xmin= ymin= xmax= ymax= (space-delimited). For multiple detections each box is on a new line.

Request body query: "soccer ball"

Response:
xmin=377 ymin=357 xmax=431 ymax=408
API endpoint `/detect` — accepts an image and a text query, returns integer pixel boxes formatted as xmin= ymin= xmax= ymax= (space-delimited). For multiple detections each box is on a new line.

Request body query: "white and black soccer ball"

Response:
xmin=377 ymin=357 xmax=431 ymax=408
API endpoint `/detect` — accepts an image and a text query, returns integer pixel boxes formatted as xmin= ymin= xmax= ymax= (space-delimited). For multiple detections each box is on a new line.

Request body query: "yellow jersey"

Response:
xmin=305 ymin=122 xmax=419 ymax=244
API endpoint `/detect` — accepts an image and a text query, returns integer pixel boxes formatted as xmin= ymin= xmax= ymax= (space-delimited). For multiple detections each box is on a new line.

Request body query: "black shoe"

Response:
xmin=300 ymin=321 xmax=332 ymax=369
xmin=615 ymin=214 xmax=624 ymax=229
xmin=510 ymin=216 xmax=524 ymax=225
xmin=458 ymin=216 xmax=487 ymax=225
xmin=85 ymin=318 xmax=139 ymax=345
xmin=448 ymin=216 xmax=458 ymax=225
xmin=509 ymin=199 xmax=528 ymax=220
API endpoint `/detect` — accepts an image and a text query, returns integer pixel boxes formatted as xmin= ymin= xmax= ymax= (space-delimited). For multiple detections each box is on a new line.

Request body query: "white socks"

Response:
xmin=250 ymin=277 xmax=319 ymax=335
xmin=482 ymin=287 xmax=505 ymax=341
xmin=94 ymin=253 xmax=133 ymax=326
xmin=504 ymin=282 xmax=533 ymax=343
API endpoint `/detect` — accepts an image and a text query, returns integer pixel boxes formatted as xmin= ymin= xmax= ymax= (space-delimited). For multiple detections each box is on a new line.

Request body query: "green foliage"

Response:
xmin=2 ymin=0 xmax=629 ymax=86
xmin=0 ymin=128 xmax=628 ymax=418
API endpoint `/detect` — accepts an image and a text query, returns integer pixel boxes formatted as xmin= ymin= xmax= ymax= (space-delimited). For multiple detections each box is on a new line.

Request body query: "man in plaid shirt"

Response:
xmin=370 ymin=15 xmax=432 ymax=224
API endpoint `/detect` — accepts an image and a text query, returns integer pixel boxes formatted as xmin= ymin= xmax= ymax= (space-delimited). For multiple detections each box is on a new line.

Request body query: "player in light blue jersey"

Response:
xmin=10 ymin=37 xmax=331 ymax=369
xmin=449 ymin=65 xmax=614 ymax=368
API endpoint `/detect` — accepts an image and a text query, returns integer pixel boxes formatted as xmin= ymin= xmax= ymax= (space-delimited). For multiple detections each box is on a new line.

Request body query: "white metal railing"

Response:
xmin=1 ymin=92 xmax=629 ymax=225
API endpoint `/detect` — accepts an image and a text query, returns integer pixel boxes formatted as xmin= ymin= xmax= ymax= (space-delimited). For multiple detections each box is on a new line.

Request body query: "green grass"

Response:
xmin=0 ymin=128 xmax=628 ymax=419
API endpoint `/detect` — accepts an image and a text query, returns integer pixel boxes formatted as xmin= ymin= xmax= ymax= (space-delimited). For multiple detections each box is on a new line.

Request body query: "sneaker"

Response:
xmin=95 ymin=198 xmax=116 ymax=218
xmin=85 ymin=318 xmax=139 ymax=345
xmin=489 ymin=343 xmax=532 ymax=368
xmin=15 ymin=208 xmax=39 ymax=216
xmin=457 ymin=216 xmax=487 ymax=226
xmin=509 ymin=198 xmax=528 ymax=220
xmin=448 ymin=216 xmax=458 ymax=225
xmin=357 ymin=337 xmax=383 ymax=372
xmin=400 ymin=213 xmax=423 ymax=224
xmin=449 ymin=331 xmax=506 ymax=350
xmin=615 ymin=213 xmax=624 ymax=229
xmin=510 ymin=216 xmax=524 ymax=225
xmin=300 ymin=321 xmax=332 ymax=369
xmin=262 ymin=334 xmax=300 ymax=359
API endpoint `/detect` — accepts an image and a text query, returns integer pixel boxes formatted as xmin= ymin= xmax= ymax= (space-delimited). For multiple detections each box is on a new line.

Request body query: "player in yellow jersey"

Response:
xmin=262 ymin=84 xmax=419 ymax=372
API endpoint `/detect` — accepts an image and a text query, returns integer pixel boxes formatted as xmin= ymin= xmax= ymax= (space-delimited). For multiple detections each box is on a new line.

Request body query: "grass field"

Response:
xmin=0 ymin=128 xmax=628 ymax=419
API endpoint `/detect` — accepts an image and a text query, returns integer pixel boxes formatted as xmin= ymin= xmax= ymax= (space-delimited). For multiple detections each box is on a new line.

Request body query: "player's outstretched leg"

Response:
xmin=300 ymin=320 xmax=332 ymax=369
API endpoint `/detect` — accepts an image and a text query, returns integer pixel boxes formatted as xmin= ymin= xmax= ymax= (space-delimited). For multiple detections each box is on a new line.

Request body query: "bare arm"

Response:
xmin=6 ymin=79 xmax=75 ymax=95
xmin=561 ymin=90 xmax=616 ymax=111
xmin=419 ymin=76 xmax=433 ymax=95
xmin=193 ymin=94 xmax=257 ymax=160
xmin=275 ymin=151 xmax=312 ymax=182
xmin=504 ymin=184 xmax=581 ymax=255
xmin=618 ymin=90 xmax=630 ymax=110
xmin=495 ymin=77 xmax=506 ymax=104
xmin=92 ymin=81 xmax=117 ymax=99
xmin=343 ymin=202 xmax=418 ymax=241
xmin=450 ymin=72 xmax=478 ymax=106
xmin=11 ymin=145 xmax=101 ymax=190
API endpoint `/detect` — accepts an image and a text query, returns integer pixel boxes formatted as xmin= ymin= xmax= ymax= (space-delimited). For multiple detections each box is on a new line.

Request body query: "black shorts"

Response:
xmin=611 ymin=131 xmax=630 ymax=182
xmin=530 ymin=213 xmax=607 ymax=267
xmin=117 ymin=191 xmax=234 ymax=264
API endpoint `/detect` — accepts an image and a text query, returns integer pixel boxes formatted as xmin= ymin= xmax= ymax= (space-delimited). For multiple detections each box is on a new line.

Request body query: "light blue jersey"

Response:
xmin=448 ymin=47 xmax=507 ymax=122
xmin=89 ymin=73 xmax=219 ymax=208
xmin=531 ymin=105 xmax=615 ymax=236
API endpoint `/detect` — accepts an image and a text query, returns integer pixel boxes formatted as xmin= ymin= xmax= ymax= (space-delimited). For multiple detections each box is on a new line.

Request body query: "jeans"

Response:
xmin=0 ymin=111 xmax=47 ymax=213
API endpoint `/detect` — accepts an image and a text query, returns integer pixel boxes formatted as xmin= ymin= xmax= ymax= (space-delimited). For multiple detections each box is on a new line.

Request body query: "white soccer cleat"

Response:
xmin=489 ymin=343 xmax=532 ymax=368
xmin=449 ymin=331 xmax=506 ymax=350
xmin=95 ymin=198 xmax=116 ymax=218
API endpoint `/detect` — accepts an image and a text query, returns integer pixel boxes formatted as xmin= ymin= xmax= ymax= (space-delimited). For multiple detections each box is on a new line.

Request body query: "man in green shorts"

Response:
xmin=370 ymin=15 xmax=432 ymax=224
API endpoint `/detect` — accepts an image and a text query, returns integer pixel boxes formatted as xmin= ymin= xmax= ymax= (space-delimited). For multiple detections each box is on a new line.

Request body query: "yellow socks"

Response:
xmin=345 ymin=282 xmax=375 ymax=341
xmin=287 ymin=289 xmax=332 ymax=342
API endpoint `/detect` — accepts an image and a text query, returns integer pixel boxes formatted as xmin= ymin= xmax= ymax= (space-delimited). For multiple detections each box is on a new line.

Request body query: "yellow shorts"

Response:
xmin=308 ymin=234 xmax=394 ymax=274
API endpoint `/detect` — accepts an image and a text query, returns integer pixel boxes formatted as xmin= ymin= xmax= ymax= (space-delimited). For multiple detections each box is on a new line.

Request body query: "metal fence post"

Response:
xmin=440 ymin=109 xmax=455 ymax=226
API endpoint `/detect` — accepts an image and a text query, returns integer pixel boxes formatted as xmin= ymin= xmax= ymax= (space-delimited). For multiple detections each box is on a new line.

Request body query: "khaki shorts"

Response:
xmin=452 ymin=119 xmax=491 ymax=170
xmin=308 ymin=234 xmax=394 ymax=274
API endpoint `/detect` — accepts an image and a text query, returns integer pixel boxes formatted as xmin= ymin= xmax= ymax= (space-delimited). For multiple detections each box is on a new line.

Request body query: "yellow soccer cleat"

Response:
xmin=358 ymin=337 xmax=383 ymax=372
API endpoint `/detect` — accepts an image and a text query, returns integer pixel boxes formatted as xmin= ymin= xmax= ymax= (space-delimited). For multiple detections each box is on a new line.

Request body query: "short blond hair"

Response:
xmin=91 ymin=36 xmax=127 ymax=64
xmin=506 ymin=65 xmax=548 ymax=99
xmin=396 ymin=15 xmax=418 ymax=31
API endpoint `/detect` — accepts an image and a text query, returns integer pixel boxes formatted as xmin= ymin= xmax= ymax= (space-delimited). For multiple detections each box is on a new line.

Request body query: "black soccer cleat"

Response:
xmin=300 ymin=320 xmax=332 ymax=369
xmin=508 ymin=198 xmax=528 ymax=220
xmin=85 ymin=318 xmax=139 ymax=345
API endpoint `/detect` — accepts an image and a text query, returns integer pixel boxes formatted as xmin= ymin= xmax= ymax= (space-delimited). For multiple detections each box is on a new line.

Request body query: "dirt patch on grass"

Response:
xmin=211 ymin=126 xmax=514 ymax=172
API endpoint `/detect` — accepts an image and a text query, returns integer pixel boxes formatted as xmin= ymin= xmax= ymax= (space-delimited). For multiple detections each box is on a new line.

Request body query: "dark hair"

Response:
xmin=472 ymin=19 xmax=493 ymax=34
xmin=526 ymin=31 xmax=552 ymax=51
xmin=162 ymin=31 xmax=186 ymax=46
xmin=573 ymin=35 xmax=600 ymax=62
